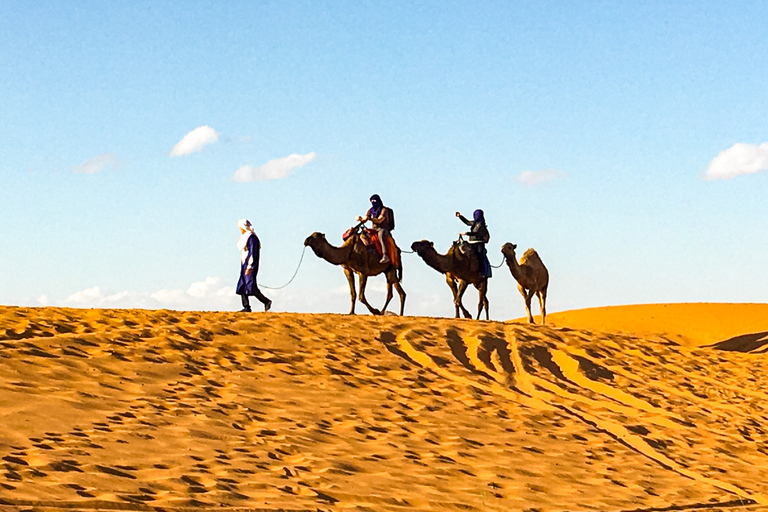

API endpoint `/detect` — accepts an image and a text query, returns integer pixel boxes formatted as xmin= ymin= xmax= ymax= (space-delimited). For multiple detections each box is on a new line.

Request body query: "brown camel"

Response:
xmin=304 ymin=231 xmax=406 ymax=316
xmin=501 ymin=243 xmax=549 ymax=324
xmin=410 ymin=240 xmax=489 ymax=320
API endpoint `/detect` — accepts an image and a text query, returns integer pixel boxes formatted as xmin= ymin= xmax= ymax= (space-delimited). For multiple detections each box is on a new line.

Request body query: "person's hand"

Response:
xmin=245 ymin=268 xmax=252 ymax=276
xmin=356 ymin=216 xmax=364 ymax=222
xmin=455 ymin=211 xmax=461 ymax=217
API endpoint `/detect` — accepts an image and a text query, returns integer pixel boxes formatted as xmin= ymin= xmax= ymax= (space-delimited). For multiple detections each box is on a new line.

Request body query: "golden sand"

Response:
xmin=546 ymin=303 xmax=768 ymax=347
xmin=0 ymin=303 xmax=767 ymax=511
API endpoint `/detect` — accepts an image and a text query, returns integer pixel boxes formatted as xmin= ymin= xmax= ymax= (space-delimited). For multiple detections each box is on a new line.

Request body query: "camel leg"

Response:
xmin=525 ymin=289 xmax=536 ymax=323
xmin=446 ymin=275 xmax=461 ymax=318
xmin=344 ymin=268 xmax=357 ymax=315
xmin=456 ymin=280 xmax=472 ymax=319
xmin=387 ymin=271 xmax=406 ymax=316
xmin=518 ymin=284 xmax=533 ymax=323
xmin=357 ymin=274 xmax=381 ymax=316
xmin=394 ymin=280 xmax=406 ymax=316
xmin=381 ymin=272 xmax=395 ymax=315
xmin=477 ymin=279 xmax=489 ymax=321
xmin=474 ymin=282 xmax=482 ymax=320
xmin=537 ymin=286 xmax=547 ymax=325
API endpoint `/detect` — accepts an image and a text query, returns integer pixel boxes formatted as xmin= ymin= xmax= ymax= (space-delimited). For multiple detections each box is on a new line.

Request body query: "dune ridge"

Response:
xmin=545 ymin=303 xmax=768 ymax=347
xmin=1 ymin=304 xmax=768 ymax=511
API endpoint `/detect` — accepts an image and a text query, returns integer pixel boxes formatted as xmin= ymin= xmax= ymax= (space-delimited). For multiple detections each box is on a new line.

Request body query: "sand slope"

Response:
xmin=0 ymin=304 xmax=767 ymax=511
xmin=546 ymin=303 xmax=768 ymax=347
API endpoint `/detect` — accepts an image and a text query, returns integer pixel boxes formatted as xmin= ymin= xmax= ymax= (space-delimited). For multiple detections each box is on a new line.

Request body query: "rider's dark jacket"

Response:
xmin=458 ymin=214 xmax=490 ymax=244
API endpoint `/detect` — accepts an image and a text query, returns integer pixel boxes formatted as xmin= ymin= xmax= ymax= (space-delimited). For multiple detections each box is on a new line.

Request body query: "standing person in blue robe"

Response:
xmin=455 ymin=209 xmax=492 ymax=277
xmin=236 ymin=219 xmax=272 ymax=312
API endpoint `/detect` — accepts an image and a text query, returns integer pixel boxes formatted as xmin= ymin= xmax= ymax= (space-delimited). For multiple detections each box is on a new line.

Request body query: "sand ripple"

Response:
xmin=1 ymin=305 xmax=768 ymax=511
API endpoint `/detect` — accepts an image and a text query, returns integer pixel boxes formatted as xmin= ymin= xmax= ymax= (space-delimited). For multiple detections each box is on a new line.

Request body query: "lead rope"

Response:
xmin=261 ymin=246 xmax=308 ymax=290
xmin=491 ymin=256 xmax=506 ymax=269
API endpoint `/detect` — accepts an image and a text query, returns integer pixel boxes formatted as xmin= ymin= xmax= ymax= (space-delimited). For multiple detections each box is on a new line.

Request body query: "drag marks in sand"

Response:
xmin=393 ymin=326 xmax=768 ymax=506
xmin=1 ymin=306 xmax=768 ymax=511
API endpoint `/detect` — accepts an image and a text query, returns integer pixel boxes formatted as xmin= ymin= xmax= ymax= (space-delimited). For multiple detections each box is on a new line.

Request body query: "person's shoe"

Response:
xmin=264 ymin=300 xmax=272 ymax=312
xmin=239 ymin=307 xmax=252 ymax=313
xmin=380 ymin=256 xmax=390 ymax=264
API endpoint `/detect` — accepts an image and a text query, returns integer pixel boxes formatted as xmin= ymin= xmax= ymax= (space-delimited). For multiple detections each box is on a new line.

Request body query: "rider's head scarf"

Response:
xmin=369 ymin=194 xmax=383 ymax=216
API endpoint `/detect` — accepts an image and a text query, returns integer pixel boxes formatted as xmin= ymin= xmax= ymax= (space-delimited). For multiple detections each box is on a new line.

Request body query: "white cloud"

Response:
xmin=169 ymin=126 xmax=220 ymax=157
xmin=187 ymin=276 xmax=233 ymax=299
xmin=62 ymin=277 xmax=238 ymax=311
xmin=514 ymin=168 xmax=566 ymax=187
xmin=150 ymin=288 xmax=190 ymax=306
xmin=65 ymin=286 xmax=105 ymax=303
xmin=704 ymin=142 xmax=768 ymax=180
xmin=230 ymin=152 xmax=317 ymax=182
xmin=65 ymin=286 xmax=132 ymax=304
xmin=72 ymin=153 xmax=119 ymax=174
xmin=52 ymin=277 xmax=442 ymax=316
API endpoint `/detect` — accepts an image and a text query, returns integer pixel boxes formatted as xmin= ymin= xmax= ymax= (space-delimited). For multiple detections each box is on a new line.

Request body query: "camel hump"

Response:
xmin=520 ymin=248 xmax=544 ymax=267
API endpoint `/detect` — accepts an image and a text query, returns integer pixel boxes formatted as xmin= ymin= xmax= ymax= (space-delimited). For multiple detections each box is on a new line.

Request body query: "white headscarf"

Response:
xmin=237 ymin=218 xmax=255 ymax=253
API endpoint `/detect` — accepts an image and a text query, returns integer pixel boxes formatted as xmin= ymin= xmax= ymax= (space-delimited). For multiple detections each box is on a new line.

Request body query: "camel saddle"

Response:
xmin=343 ymin=227 xmax=401 ymax=268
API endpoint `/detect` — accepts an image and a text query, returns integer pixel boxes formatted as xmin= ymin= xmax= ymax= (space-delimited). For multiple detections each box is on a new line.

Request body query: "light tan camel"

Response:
xmin=501 ymin=243 xmax=549 ymax=324
xmin=304 ymin=232 xmax=406 ymax=316
xmin=410 ymin=240 xmax=489 ymax=320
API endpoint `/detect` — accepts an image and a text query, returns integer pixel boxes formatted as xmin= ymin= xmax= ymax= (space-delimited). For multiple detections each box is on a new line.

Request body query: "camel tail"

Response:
xmin=397 ymin=263 xmax=403 ymax=282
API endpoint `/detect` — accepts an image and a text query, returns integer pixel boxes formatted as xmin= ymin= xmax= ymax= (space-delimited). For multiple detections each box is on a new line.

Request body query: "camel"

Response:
xmin=410 ymin=240 xmax=489 ymax=320
xmin=304 ymin=231 xmax=406 ymax=316
xmin=501 ymin=243 xmax=549 ymax=324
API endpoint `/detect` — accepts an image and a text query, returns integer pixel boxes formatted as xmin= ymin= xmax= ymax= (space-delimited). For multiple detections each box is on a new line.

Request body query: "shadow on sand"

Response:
xmin=709 ymin=331 xmax=768 ymax=353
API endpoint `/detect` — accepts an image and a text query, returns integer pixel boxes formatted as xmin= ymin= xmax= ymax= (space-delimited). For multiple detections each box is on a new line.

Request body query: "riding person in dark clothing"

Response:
xmin=358 ymin=194 xmax=394 ymax=264
xmin=456 ymin=209 xmax=492 ymax=277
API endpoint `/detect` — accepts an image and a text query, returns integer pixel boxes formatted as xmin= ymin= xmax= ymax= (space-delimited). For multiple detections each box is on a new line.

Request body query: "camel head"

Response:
xmin=501 ymin=243 xmax=518 ymax=261
xmin=304 ymin=232 xmax=327 ymax=253
xmin=410 ymin=240 xmax=434 ymax=256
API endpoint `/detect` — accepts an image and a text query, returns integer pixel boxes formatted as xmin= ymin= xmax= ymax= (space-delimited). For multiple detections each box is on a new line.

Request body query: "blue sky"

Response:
xmin=1 ymin=1 xmax=767 ymax=318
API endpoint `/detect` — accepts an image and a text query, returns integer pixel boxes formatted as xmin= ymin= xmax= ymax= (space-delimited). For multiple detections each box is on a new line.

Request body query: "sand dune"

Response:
xmin=546 ymin=303 xmax=768 ymax=347
xmin=1 ymin=303 xmax=767 ymax=511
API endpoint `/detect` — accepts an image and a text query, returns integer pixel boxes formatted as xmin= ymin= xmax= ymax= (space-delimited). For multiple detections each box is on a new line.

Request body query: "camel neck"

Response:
xmin=316 ymin=237 xmax=355 ymax=265
xmin=419 ymin=245 xmax=454 ymax=274
xmin=505 ymin=254 xmax=523 ymax=280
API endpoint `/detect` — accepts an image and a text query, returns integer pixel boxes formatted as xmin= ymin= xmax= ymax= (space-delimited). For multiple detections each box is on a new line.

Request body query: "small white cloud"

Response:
xmin=62 ymin=277 xmax=238 ymax=311
xmin=65 ymin=286 xmax=135 ymax=305
xmin=72 ymin=153 xmax=119 ymax=174
xmin=150 ymin=288 xmax=190 ymax=305
xmin=704 ymin=142 xmax=768 ymax=180
xmin=66 ymin=286 xmax=106 ymax=303
xmin=37 ymin=295 xmax=49 ymax=306
xmin=230 ymin=152 xmax=317 ymax=182
xmin=514 ymin=168 xmax=566 ymax=187
xmin=169 ymin=126 xmax=220 ymax=157
xmin=186 ymin=276 xmax=234 ymax=299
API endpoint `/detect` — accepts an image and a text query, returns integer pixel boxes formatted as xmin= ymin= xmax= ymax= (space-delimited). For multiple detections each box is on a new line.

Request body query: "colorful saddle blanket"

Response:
xmin=342 ymin=227 xmax=401 ymax=268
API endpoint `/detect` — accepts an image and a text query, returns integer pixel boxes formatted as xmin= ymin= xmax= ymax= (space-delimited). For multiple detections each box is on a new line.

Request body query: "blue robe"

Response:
xmin=236 ymin=233 xmax=262 ymax=296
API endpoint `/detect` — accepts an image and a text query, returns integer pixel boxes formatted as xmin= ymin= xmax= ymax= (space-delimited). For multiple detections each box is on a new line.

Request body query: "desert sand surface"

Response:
xmin=547 ymin=303 xmax=768 ymax=347
xmin=1 ymin=303 xmax=767 ymax=511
